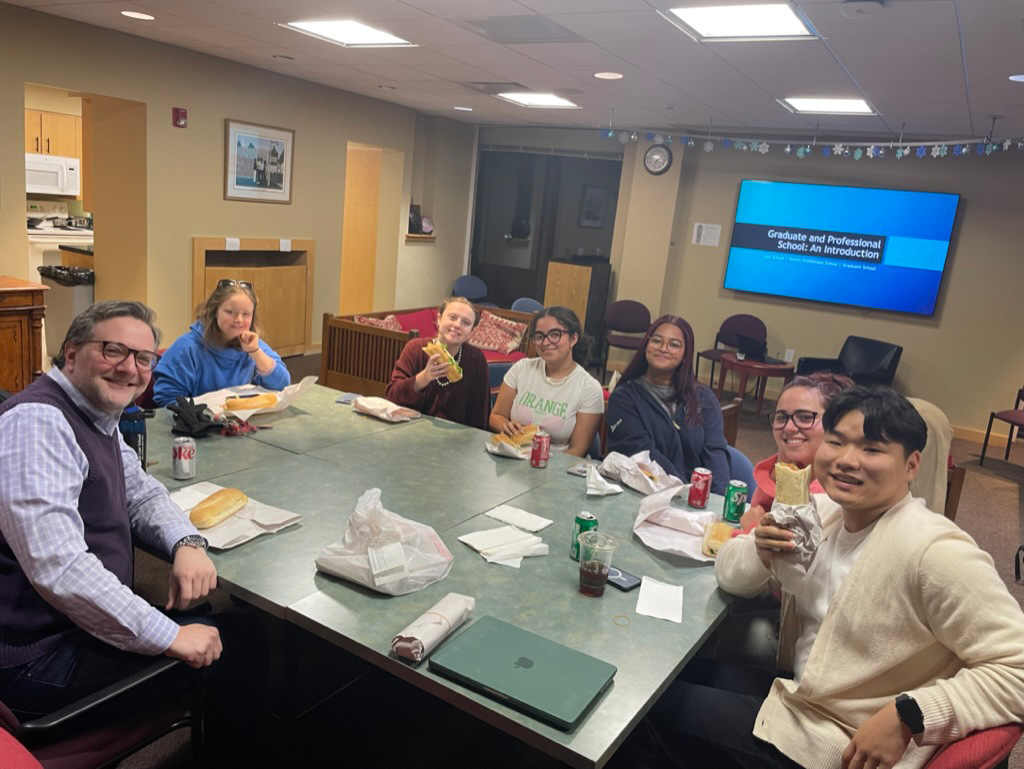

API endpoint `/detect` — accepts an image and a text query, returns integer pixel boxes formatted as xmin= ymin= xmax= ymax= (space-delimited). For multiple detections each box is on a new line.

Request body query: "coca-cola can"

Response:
xmin=172 ymin=436 xmax=196 ymax=480
xmin=529 ymin=429 xmax=551 ymax=468
xmin=688 ymin=467 xmax=712 ymax=509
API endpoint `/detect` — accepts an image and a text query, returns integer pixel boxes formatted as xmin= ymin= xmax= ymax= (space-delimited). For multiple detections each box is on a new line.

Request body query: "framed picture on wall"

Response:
xmin=578 ymin=185 xmax=608 ymax=228
xmin=224 ymin=119 xmax=294 ymax=204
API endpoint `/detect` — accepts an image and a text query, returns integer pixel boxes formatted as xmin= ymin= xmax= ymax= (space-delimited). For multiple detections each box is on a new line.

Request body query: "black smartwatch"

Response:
xmin=171 ymin=534 xmax=209 ymax=558
xmin=895 ymin=693 xmax=924 ymax=736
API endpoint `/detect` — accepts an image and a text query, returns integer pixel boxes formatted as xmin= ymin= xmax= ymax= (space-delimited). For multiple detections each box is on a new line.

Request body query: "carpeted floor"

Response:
xmin=116 ymin=369 xmax=1024 ymax=768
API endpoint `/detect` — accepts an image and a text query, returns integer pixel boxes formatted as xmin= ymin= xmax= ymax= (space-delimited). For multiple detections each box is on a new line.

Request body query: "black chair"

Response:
xmin=1 ymin=658 xmax=205 ymax=769
xmin=796 ymin=336 xmax=902 ymax=387
xmin=696 ymin=314 xmax=767 ymax=389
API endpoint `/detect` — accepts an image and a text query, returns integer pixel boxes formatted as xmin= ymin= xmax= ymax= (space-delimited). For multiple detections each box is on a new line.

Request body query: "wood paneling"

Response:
xmin=339 ymin=146 xmax=381 ymax=316
xmin=543 ymin=261 xmax=592 ymax=327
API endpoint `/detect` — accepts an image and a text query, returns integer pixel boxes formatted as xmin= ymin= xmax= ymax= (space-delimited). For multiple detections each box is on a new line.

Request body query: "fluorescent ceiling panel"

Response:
xmin=782 ymin=97 xmax=874 ymax=114
xmin=496 ymin=92 xmax=581 ymax=108
xmin=665 ymin=4 xmax=813 ymax=41
xmin=282 ymin=20 xmax=415 ymax=47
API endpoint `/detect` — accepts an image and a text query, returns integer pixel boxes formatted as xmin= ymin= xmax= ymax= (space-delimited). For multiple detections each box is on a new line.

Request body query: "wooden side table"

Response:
xmin=0 ymin=276 xmax=48 ymax=393
xmin=714 ymin=352 xmax=794 ymax=416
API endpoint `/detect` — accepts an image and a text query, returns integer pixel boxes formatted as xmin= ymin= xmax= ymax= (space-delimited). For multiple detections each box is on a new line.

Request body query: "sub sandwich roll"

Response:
xmin=225 ymin=393 xmax=277 ymax=411
xmin=424 ymin=340 xmax=463 ymax=383
xmin=190 ymin=488 xmax=248 ymax=529
xmin=490 ymin=424 xmax=538 ymax=449
xmin=775 ymin=462 xmax=812 ymax=506
xmin=702 ymin=521 xmax=734 ymax=558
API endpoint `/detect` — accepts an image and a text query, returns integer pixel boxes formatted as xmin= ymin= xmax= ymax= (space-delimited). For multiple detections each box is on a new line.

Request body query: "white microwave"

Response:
xmin=26 ymin=153 xmax=80 ymax=196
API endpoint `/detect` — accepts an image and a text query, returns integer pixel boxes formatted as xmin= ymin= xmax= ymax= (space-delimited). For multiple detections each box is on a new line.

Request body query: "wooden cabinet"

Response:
xmin=0 ymin=277 xmax=48 ymax=394
xmin=543 ymin=259 xmax=611 ymax=342
xmin=195 ymin=238 xmax=315 ymax=357
xmin=24 ymin=109 xmax=81 ymax=158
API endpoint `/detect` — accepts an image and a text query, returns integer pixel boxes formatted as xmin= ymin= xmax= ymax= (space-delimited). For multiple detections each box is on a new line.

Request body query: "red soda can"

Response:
xmin=172 ymin=436 xmax=197 ymax=480
xmin=688 ymin=467 xmax=712 ymax=508
xmin=530 ymin=429 xmax=550 ymax=468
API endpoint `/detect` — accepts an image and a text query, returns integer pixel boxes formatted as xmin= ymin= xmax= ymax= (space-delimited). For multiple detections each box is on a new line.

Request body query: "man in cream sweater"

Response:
xmin=615 ymin=385 xmax=1024 ymax=769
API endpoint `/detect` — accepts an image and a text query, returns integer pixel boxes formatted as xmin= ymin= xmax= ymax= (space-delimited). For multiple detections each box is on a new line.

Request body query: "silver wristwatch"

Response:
xmin=171 ymin=534 xmax=209 ymax=557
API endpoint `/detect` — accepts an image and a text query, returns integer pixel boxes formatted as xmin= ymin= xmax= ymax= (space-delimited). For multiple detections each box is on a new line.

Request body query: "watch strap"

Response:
xmin=172 ymin=534 xmax=209 ymax=557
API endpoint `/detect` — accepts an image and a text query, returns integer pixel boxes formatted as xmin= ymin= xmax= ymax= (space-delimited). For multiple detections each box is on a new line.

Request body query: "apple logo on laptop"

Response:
xmin=514 ymin=656 xmax=534 ymax=669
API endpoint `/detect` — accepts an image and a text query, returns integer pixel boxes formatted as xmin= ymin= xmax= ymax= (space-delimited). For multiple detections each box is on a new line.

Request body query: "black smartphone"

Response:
xmin=607 ymin=566 xmax=642 ymax=591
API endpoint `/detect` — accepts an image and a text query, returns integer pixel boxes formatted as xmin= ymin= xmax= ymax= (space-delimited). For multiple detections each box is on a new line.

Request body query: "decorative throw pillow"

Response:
xmin=470 ymin=310 xmax=527 ymax=354
xmin=353 ymin=314 xmax=403 ymax=331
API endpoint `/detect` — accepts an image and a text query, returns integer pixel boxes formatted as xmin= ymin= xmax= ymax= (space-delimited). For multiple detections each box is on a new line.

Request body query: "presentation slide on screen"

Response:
xmin=724 ymin=181 xmax=959 ymax=315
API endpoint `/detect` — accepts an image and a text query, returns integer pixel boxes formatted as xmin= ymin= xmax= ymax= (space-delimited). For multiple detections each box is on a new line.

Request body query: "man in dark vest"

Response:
xmin=0 ymin=301 xmax=266 ymax=763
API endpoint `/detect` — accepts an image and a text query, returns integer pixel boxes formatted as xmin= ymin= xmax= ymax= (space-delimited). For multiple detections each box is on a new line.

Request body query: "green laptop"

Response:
xmin=427 ymin=615 xmax=617 ymax=731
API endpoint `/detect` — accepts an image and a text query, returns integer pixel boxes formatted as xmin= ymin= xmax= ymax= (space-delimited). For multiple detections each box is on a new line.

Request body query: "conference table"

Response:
xmin=147 ymin=384 xmax=733 ymax=769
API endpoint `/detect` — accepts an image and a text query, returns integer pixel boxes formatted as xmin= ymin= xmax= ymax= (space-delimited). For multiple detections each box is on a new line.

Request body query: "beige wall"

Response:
xmin=659 ymin=144 xmax=1024 ymax=437
xmin=1 ymin=3 xmax=473 ymax=345
xmin=393 ymin=115 xmax=476 ymax=308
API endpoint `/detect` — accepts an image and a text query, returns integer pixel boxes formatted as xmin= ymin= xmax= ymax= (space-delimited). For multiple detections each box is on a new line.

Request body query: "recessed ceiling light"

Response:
xmin=594 ymin=72 xmax=624 ymax=80
xmin=272 ymin=54 xmax=295 ymax=61
xmin=496 ymin=92 xmax=580 ymax=109
xmin=661 ymin=4 xmax=814 ymax=41
xmin=281 ymin=20 xmax=416 ymax=48
xmin=453 ymin=106 xmax=473 ymax=112
xmin=120 ymin=11 xmax=155 ymax=20
xmin=781 ymin=97 xmax=874 ymax=114
xmin=1010 ymin=74 xmax=1024 ymax=82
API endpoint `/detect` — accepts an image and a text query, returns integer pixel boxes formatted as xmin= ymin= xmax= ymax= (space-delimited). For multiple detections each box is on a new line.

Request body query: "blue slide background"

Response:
xmin=724 ymin=180 xmax=959 ymax=314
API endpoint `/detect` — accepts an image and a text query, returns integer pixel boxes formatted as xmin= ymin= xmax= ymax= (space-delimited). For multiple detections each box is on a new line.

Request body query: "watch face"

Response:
xmin=644 ymin=144 xmax=672 ymax=175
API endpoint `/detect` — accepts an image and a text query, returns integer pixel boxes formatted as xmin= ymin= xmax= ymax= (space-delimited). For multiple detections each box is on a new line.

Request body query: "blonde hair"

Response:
xmin=437 ymin=296 xmax=480 ymax=328
xmin=196 ymin=282 xmax=262 ymax=348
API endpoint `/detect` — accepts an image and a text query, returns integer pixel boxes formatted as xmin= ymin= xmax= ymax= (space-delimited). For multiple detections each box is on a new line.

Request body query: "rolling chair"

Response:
xmin=796 ymin=336 xmax=903 ymax=387
xmin=510 ymin=297 xmax=543 ymax=314
xmin=0 ymin=657 xmax=204 ymax=769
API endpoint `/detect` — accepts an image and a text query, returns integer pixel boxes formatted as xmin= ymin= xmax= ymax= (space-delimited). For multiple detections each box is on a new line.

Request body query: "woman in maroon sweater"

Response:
xmin=386 ymin=297 xmax=490 ymax=429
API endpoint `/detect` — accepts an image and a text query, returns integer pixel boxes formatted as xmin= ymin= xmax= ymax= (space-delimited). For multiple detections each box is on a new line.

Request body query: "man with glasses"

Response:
xmin=0 ymin=301 xmax=267 ymax=763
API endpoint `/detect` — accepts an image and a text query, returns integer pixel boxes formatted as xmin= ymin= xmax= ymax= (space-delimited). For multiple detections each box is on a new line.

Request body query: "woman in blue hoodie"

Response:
xmin=152 ymin=279 xmax=290 ymax=406
xmin=606 ymin=314 xmax=734 ymax=495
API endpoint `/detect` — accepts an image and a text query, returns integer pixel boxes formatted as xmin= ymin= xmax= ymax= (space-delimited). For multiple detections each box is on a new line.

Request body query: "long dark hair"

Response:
xmin=620 ymin=315 xmax=700 ymax=426
xmin=529 ymin=306 xmax=593 ymax=367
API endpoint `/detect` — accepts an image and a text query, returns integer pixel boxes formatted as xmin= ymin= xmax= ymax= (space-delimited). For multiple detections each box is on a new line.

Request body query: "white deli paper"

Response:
xmin=195 ymin=375 xmax=318 ymax=421
xmin=352 ymin=396 xmax=421 ymax=422
xmin=483 ymin=505 xmax=553 ymax=532
xmin=599 ymin=451 xmax=682 ymax=495
xmin=391 ymin=592 xmax=476 ymax=663
xmin=586 ymin=464 xmax=623 ymax=496
xmin=632 ymin=485 xmax=717 ymax=562
xmin=170 ymin=482 xmax=303 ymax=550
xmin=635 ymin=577 xmax=683 ymax=623
xmin=484 ymin=438 xmax=529 ymax=459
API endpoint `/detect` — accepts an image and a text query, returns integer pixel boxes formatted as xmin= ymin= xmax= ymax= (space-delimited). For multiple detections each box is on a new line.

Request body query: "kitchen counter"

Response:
xmin=58 ymin=244 xmax=93 ymax=255
xmin=58 ymin=244 xmax=94 ymax=268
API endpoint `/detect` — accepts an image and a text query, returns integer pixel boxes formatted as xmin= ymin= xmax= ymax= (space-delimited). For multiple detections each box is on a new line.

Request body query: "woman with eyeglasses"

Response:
xmin=386 ymin=297 xmax=489 ymax=429
xmin=738 ymin=371 xmax=853 ymax=530
xmin=606 ymin=315 xmax=734 ymax=494
xmin=490 ymin=306 xmax=603 ymax=457
xmin=152 ymin=279 xmax=290 ymax=406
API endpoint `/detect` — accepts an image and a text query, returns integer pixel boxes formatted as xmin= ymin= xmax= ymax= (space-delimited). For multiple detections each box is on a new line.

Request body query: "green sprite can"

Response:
xmin=723 ymin=480 xmax=748 ymax=524
xmin=570 ymin=512 xmax=599 ymax=561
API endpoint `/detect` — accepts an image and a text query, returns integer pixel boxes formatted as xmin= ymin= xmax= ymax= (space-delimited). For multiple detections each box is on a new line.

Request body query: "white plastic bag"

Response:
xmin=315 ymin=489 xmax=453 ymax=596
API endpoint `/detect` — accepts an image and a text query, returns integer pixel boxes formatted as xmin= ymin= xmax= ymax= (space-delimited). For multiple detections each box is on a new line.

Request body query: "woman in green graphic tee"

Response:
xmin=490 ymin=306 xmax=604 ymax=457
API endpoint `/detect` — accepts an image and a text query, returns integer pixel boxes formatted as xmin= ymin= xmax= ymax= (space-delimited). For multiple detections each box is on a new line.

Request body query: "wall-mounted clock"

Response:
xmin=643 ymin=144 xmax=673 ymax=176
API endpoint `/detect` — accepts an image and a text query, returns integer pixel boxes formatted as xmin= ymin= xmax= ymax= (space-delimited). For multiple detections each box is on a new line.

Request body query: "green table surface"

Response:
xmin=287 ymin=473 xmax=731 ymax=769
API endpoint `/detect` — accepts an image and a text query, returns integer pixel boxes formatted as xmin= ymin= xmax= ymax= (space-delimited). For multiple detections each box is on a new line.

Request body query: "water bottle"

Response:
xmin=119 ymin=404 xmax=147 ymax=468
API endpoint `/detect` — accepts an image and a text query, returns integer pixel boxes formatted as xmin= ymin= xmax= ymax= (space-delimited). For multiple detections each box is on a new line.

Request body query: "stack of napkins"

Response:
xmin=483 ymin=505 xmax=553 ymax=532
xmin=458 ymin=525 xmax=549 ymax=568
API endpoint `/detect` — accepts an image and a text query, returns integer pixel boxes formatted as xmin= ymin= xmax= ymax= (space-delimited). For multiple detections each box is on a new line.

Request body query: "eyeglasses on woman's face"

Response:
xmin=217 ymin=279 xmax=254 ymax=291
xmin=532 ymin=328 xmax=567 ymax=345
xmin=769 ymin=410 xmax=820 ymax=430
xmin=647 ymin=335 xmax=684 ymax=352
xmin=81 ymin=340 xmax=161 ymax=370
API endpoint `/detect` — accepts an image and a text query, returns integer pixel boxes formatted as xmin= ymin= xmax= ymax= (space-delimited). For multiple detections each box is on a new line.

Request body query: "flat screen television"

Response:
xmin=723 ymin=180 xmax=960 ymax=316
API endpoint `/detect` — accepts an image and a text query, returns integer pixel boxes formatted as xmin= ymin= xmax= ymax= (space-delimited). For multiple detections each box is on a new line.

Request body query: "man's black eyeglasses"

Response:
xmin=769 ymin=410 xmax=820 ymax=430
xmin=217 ymin=279 xmax=254 ymax=291
xmin=532 ymin=329 xmax=567 ymax=345
xmin=82 ymin=340 xmax=161 ymax=370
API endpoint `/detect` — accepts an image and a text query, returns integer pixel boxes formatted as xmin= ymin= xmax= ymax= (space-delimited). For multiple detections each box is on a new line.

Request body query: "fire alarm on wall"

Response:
xmin=172 ymin=107 xmax=188 ymax=128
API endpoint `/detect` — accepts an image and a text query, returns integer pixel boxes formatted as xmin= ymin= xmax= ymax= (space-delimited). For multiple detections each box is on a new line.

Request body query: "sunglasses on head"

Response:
xmin=217 ymin=279 xmax=254 ymax=291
